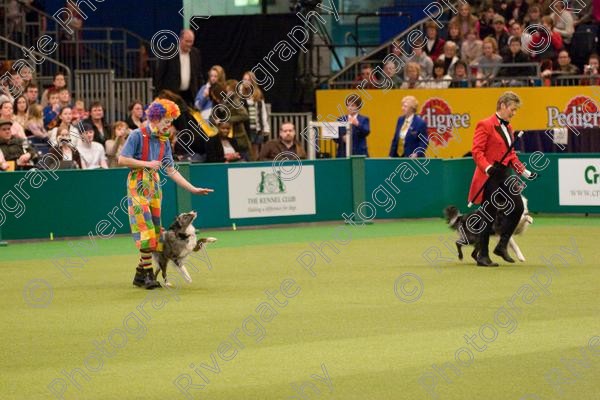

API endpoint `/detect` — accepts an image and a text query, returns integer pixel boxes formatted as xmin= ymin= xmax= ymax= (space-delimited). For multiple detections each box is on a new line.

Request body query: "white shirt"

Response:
xmin=496 ymin=114 xmax=511 ymax=146
xmin=78 ymin=141 xmax=107 ymax=169
xmin=221 ymin=139 xmax=235 ymax=156
xmin=179 ymin=51 xmax=191 ymax=91
xmin=400 ymin=115 xmax=413 ymax=140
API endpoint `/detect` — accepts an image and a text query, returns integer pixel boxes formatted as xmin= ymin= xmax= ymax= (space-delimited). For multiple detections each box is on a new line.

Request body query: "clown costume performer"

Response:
xmin=118 ymin=99 xmax=213 ymax=289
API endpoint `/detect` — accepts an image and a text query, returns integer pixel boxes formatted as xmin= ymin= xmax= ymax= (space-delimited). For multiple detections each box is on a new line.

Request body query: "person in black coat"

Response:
xmin=206 ymin=121 xmax=242 ymax=163
xmin=154 ymin=29 xmax=204 ymax=106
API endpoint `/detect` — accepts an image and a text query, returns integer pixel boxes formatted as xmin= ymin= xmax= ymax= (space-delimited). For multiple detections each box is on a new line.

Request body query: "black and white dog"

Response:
xmin=444 ymin=196 xmax=533 ymax=262
xmin=153 ymin=211 xmax=216 ymax=287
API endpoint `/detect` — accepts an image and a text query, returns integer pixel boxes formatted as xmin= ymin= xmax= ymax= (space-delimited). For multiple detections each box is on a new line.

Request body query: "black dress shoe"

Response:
xmin=477 ymin=256 xmax=499 ymax=267
xmin=493 ymin=247 xmax=515 ymax=263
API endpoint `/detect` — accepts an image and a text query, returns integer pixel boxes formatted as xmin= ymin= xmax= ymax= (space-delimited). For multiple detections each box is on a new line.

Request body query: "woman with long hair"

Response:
xmin=194 ymin=65 xmax=226 ymax=119
xmin=49 ymin=126 xmax=83 ymax=169
xmin=241 ymin=71 xmax=271 ymax=157
xmin=48 ymin=106 xmax=81 ymax=146
xmin=1 ymin=100 xmax=26 ymax=139
xmin=13 ymin=95 xmax=29 ymax=132
xmin=105 ymin=121 xmax=130 ymax=167
xmin=126 ymin=100 xmax=145 ymax=130
xmin=26 ymin=104 xmax=48 ymax=140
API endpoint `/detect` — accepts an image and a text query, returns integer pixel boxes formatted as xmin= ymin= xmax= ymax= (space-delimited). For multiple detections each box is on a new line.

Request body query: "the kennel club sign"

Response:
xmin=228 ymin=166 xmax=316 ymax=218
xmin=558 ymin=159 xmax=600 ymax=206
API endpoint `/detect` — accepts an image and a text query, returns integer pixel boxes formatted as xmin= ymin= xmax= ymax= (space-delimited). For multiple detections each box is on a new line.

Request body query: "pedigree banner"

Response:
xmin=316 ymin=87 xmax=600 ymax=158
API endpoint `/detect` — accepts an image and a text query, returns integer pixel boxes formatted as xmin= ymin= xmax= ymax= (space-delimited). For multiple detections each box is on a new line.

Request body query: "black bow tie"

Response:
xmin=497 ymin=115 xmax=509 ymax=126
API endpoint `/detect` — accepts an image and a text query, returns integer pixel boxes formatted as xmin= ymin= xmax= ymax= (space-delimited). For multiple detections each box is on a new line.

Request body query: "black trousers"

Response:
xmin=480 ymin=168 xmax=524 ymax=255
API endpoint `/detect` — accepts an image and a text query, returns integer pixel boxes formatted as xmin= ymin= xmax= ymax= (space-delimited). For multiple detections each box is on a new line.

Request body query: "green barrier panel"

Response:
xmin=364 ymin=158 xmax=445 ymax=218
xmin=0 ymin=168 xmax=177 ymax=241
xmin=1 ymin=154 xmax=599 ymax=241
xmin=188 ymin=159 xmax=354 ymax=228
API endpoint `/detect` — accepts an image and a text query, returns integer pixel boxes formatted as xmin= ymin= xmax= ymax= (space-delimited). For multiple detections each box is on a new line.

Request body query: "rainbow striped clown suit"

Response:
xmin=120 ymin=99 xmax=180 ymax=252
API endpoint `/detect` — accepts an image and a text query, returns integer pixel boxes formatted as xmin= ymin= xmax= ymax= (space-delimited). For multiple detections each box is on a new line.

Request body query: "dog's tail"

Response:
xmin=193 ymin=237 xmax=217 ymax=252
xmin=443 ymin=206 xmax=461 ymax=230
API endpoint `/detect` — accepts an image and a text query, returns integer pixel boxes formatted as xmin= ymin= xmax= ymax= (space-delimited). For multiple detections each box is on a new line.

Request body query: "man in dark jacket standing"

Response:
xmin=154 ymin=29 xmax=204 ymax=106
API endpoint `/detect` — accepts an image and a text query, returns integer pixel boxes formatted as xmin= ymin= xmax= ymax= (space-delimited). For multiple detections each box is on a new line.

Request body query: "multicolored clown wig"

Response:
xmin=145 ymin=99 xmax=181 ymax=141
xmin=145 ymin=98 xmax=181 ymax=122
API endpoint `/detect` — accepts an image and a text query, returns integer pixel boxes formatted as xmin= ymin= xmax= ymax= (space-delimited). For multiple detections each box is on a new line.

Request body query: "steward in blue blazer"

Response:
xmin=335 ymin=113 xmax=370 ymax=157
xmin=389 ymin=95 xmax=429 ymax=158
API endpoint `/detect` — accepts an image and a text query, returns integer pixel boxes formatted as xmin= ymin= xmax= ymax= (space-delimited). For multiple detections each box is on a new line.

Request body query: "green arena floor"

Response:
xmin=1 ymin=217 xmax=599 ymax=400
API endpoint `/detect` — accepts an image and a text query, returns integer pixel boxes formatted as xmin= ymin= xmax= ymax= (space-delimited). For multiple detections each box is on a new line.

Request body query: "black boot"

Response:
xmin=133 ymin=267 xmax=161 ymax=289
xmin=494 ymin=234 xmax=515 ymax=263
xmin=477 ymin=232 xmax=499 ymax=267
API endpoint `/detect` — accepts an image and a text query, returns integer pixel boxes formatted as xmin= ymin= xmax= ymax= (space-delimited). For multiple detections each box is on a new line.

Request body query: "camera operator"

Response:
xmin=580 ymin=54 xmax=600 ymax=86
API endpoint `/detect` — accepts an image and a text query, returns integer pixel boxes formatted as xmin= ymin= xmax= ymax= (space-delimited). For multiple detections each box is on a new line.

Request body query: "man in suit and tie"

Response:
xmin=336 ymin=94 xmax=370 ymax=157
xmin=154 ymin=29 xmax=204 ymax=106
xmin=468 ymin=91 xmax=537 ymax=267
xmin=389 ymin=95 xmax=429 ymax=158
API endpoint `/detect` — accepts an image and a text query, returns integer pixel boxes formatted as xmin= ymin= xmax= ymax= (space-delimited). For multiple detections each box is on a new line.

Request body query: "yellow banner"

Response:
xmin=316 ymin=86 xmax=600 ymax=158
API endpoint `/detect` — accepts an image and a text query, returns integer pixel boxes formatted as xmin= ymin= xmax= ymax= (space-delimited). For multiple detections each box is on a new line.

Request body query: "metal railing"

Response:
xmin=0 ymin=34 xmax=72 ymax=94
xmin=75 ymin=70 xmax=152 ymax=124
xmin=2 ymin=2 xmax=156 ymax=78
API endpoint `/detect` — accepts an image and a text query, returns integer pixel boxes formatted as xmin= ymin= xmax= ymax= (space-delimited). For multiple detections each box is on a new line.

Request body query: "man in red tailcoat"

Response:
xmin=468 ymin=91 xmax=538 ymax=267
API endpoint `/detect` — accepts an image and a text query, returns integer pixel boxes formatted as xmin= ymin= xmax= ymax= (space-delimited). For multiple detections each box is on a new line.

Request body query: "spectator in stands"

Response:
xmin=451 ymin=3 xmax=479 ymax=37
xmin=437 ymin=41 xmax=460 ymax=76
xmin=20 ymin=65 xmax=34 ymax=88
xmin=524 ymin=5 xmax=542 ymax=28
xmin=8 ymin=71 xmax=25 ymax=99
xmin=195 ymin=65 xmax=226 ymax=119
xmin=73 ymin=99 xmax=89 ymax=121
xmin=25 ymin=83 xmax=39 ymax=106
xmin=154 ymin=29 xmax=204 ymax=106
xmin=383 ymin=60 xmax=403 ymax=88
xmin=580 ymin=53 xmax=600 ymax=85
xmin=461 ymin=29 xmax=483 ymax=65
xmin=259 ymin=122 xmax=306 ymax=161
xmin=241 ymin=71 xmax=271 ymax=158
xmin=41 ymin=72 xmax=66 ymax=108
xmin=157 ymin=89 xmax=208 ymax=163
xmin=48 ymin=106 xmax=80 ymax=146
xmin=335 ymin=94 xmax=370 ymax=157
xmin=497 ymin=36 xmax=534 ymax=86
xmin=84 ymin=102 xmax=110 ymax=145
xmin=427 ymin=59 xmax=453 ymax=89
xmin=400 ymin=62 xmax=426 ymax=89
xmin=58 ymin=88 xmax=71 ymax=108
xmin=551 ymin=1 xmax=574 ymax=46
xmin=43 ymin=89 xmax=60 ymax=129
xmin=446 ymin=22 xmax=464 ymax=50
xmin=206 ymin=121 xmax=242 ymax=163
xmin=507 ymin=21 xmax=531 ymax=54
xmin=529 ymin=16 xmax=563 ymax=61
xmin=26 ymin=104 xmax=48 ymax=140
xmin=504 ymin=0 xmax=528 ymax=24
xmin=49 ymin=127 xmax=83 ymax=169
xmin=492 ymin=14 xmax=510 ymax=53
xmin=479 ymin=5 xmax=496 ymax=39
xmin=209 ymin=82 xmax=251 ymax=160
xmin=126 ymin=100 xmax=145 ymax=130
xmin=0 ymin=119 xmax=38 ymax=170
xmin=1 ymin=100 xmax=26 ymax=139
xmin=473 ymin=37 xmax=503 ymax=87
xmin=353 ymin=63 xmax=379 ymax=89
xmin=13 ymin=96 xmax=29 ymax=133
xmin=77 ymin=121 xmax=108 ymax=169
xmin=401 ymin=38 xmax=433 ymax=78
xmin=424 ymin=21 xmax=445 ymax=61
xmin=389 ymin=95 xmax=428 ymax=158
xmin=105 ymin=121 xmax=129 ymax=168
xmin=450 ymin=60 xmax=470 ymax=88
xmin=555 ymin=49 xmax=579 ymax=75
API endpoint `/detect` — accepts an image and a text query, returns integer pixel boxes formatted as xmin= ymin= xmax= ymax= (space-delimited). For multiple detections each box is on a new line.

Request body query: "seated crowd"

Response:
xmin=0 ymin=64 xmax=311 ymax=171
xmin=355 ymin=1 xmax=599 ymax=89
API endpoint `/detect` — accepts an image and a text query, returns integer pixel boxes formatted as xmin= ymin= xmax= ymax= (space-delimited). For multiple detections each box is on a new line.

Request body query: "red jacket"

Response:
xmin=468 ymin=114 xmax=526 ymax=204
